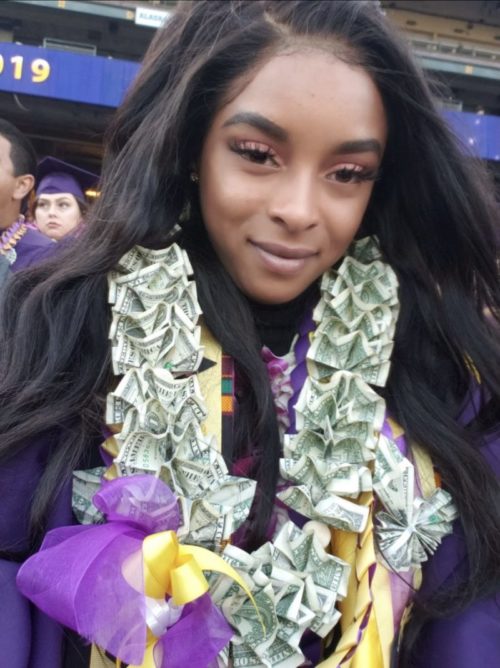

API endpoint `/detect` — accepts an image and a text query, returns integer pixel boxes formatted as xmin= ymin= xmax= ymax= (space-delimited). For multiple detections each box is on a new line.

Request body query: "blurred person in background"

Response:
xmin=0 ymin=254 xmax=10 ymax=289
xmin=0 ymin=119 xmax=55 ymax=271
xmin=32 ymin=158 xmax=97 ymax=242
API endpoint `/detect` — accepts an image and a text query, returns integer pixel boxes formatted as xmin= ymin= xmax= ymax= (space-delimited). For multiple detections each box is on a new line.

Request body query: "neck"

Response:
xmin=247 ymin=282 xmax=319 ymax=356
xmin=0 ymin=208 xmax=22 ymax=231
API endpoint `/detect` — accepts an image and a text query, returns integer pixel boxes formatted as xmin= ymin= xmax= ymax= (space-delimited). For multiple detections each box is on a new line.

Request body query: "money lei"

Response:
xmin=73 ymin=237 xmax=457 ymax=667
xmin=277 ymin=236 xmax=458 ymax=572
xmin=105 ymin=244 xmax=257 ymax=549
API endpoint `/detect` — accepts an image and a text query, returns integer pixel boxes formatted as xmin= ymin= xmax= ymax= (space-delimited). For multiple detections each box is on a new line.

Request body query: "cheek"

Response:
xmin=324 ymin=189 xmax=373 ymax=241
xmin=200 ymin=173 xmax=261 ymax=236
xmin=62 ymin=208 xmax=80 ymax=224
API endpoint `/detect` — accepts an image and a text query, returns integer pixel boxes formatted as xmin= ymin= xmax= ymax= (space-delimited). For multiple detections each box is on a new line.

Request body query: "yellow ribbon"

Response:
xmin=142 ymin=529 xmax=252 ymax=604
xmin=122 ymin=530 xmax=261 ymax=668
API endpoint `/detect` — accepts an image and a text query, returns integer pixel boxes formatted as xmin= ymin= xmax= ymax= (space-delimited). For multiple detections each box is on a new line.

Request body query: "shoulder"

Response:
xmin=458 ymin=383 xmax=500 ymax=475
xmin=412 ymin=593 xmax=500 ymax=667
xmin=19 ymin=227 xmax=54 ymax=251
xmin=11 ymin=228 xmax=57 ymax=271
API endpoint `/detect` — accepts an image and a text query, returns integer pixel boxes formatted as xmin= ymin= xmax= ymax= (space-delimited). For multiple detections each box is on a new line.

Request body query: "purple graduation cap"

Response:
xmin=36 ymin=157 xmax=98 ymax=202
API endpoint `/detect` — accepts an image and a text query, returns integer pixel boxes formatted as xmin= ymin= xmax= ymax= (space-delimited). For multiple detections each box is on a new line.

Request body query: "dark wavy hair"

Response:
xmin=0 ymin=118 xmax=37 ymax=176
xmin=1 ymin=2 xmax=500 ymax=664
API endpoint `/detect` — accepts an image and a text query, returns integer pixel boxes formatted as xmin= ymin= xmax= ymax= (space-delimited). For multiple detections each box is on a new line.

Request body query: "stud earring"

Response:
xmin=190 ymin=171 xmax=199 ymax=183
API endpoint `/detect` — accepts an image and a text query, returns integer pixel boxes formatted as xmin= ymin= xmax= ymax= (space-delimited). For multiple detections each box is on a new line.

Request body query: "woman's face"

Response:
xmin=35 ymin=192 xmax=82 ymax=241
xmin=198 ymin=50 xmax=387 ymax=304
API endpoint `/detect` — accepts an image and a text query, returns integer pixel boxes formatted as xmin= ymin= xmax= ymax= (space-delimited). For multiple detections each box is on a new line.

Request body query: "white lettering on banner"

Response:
xmin=135 ymin=7 xmax=171 ymax=29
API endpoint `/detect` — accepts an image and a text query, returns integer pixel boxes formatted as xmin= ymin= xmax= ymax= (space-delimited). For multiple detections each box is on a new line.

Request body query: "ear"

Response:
xmin=12 ymin=174 xmax=35 ymax=202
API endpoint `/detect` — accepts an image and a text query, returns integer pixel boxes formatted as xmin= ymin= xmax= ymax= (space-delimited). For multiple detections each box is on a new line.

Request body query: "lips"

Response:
xmin=250 ymin=240 xmax=317 ymax=275
xmin=251 ymin=240 xmax=316 ymax=259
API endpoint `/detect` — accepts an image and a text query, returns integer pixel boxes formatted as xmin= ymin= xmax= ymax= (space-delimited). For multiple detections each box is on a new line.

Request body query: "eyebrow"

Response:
xmin=222 ymin=112 xmax=288 ymax=142
xmin=222 ymin=111 xmax=382 ymax=157
xmin=37 ymin=196 xmax=72 ymax=205
xmin=335 ymin=139 xmax=382 ymax=158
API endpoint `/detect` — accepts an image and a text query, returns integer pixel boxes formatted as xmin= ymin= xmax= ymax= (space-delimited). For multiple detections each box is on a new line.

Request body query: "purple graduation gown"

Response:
xmin=0 ymin=230 xmax=70 ymax=666
xmin=412 ymin=419 xmax=500 ymax=667
xmin=1 ymin=414 xmax=500 ymax=667
xmin=0 ymin=436 xmax=74 ymax=667
xmin=10 ymin=228 xmax=56 ymax=272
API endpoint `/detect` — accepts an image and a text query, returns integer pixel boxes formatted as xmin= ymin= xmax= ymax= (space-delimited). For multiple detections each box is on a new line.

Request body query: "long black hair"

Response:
xmin=1 ymin=2 xmax=500 ymax=664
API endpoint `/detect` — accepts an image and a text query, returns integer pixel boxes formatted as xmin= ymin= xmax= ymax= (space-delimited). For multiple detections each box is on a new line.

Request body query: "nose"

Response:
xmin=267 ymin=169 xmax=320 ymax=233
xmin=47 ymin=202 xmax=58 ymax=216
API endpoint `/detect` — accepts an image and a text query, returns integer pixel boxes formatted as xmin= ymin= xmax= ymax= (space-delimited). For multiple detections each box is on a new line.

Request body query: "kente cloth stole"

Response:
xmin=197 ymin=320 xmax=234 ymax=451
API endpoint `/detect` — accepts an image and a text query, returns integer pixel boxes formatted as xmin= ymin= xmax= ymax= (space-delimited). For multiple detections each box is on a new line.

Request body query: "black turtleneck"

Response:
xmin=247 ymin=282 xmax=320 ymax=356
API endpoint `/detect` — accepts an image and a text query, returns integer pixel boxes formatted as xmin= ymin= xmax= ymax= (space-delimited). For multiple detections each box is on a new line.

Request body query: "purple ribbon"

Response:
xmin=17 ymin=476 xmax=233 ymax=667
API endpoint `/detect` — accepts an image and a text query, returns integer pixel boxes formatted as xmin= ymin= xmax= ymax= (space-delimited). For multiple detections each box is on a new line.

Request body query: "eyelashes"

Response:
xmin=229 ymin=140 xmax=380 ymax=184
xmin=331 ymin=164 xmax=380 ymax=184
xmin=229 ymin=140 xmax=277 ymax=166
xmin=36 ymin=200 xmax=72 ymax=209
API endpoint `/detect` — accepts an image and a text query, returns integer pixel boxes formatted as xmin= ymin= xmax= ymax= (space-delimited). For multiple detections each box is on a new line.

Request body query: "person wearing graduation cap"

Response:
xmin=33 ymin=157 xmax=97 ymax=242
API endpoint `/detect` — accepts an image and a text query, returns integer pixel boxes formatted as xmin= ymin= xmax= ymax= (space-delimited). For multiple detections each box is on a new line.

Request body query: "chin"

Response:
xmin=243 ymin=284 xmax=303 ymax=305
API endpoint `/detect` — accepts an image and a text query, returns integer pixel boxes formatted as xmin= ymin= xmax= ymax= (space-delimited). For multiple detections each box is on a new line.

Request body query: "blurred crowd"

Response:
xmin=0 ymin=118 xmax=97 ymax=280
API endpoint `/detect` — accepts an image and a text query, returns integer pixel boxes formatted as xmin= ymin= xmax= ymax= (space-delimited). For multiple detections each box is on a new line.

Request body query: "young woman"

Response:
xmin=32 ymin=157 xmax=96 ymax=241
xmin=1 ymin=2 xmax=499 ymax=667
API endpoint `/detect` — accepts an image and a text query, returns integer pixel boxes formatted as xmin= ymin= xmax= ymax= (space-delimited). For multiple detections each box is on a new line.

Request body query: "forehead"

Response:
xmin=38 ymin=192 xmax=75 ymax=199
xmin=215 ymin=50 xmax=387 ymax=145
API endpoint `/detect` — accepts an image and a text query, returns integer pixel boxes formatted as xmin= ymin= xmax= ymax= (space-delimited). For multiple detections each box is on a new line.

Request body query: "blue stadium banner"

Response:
xmin=445 ymin=111 xmax=500 ymax=162
xmin=0 ymin=43 xmax=139 ymax=107
xmin=0 ymin=43 xmax=499 ymax=162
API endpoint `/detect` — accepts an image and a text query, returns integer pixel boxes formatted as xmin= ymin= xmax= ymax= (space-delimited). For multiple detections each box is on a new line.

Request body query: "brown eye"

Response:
xmin=334 ymin=167 xmax=358 ymax=183
xmin=230 ymin=140 xmax=278 ymax=167
xmin=243 ymin=148 xmax=272 ymax=164
xmin=328 ymin=163 xmax=379 ymax=185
